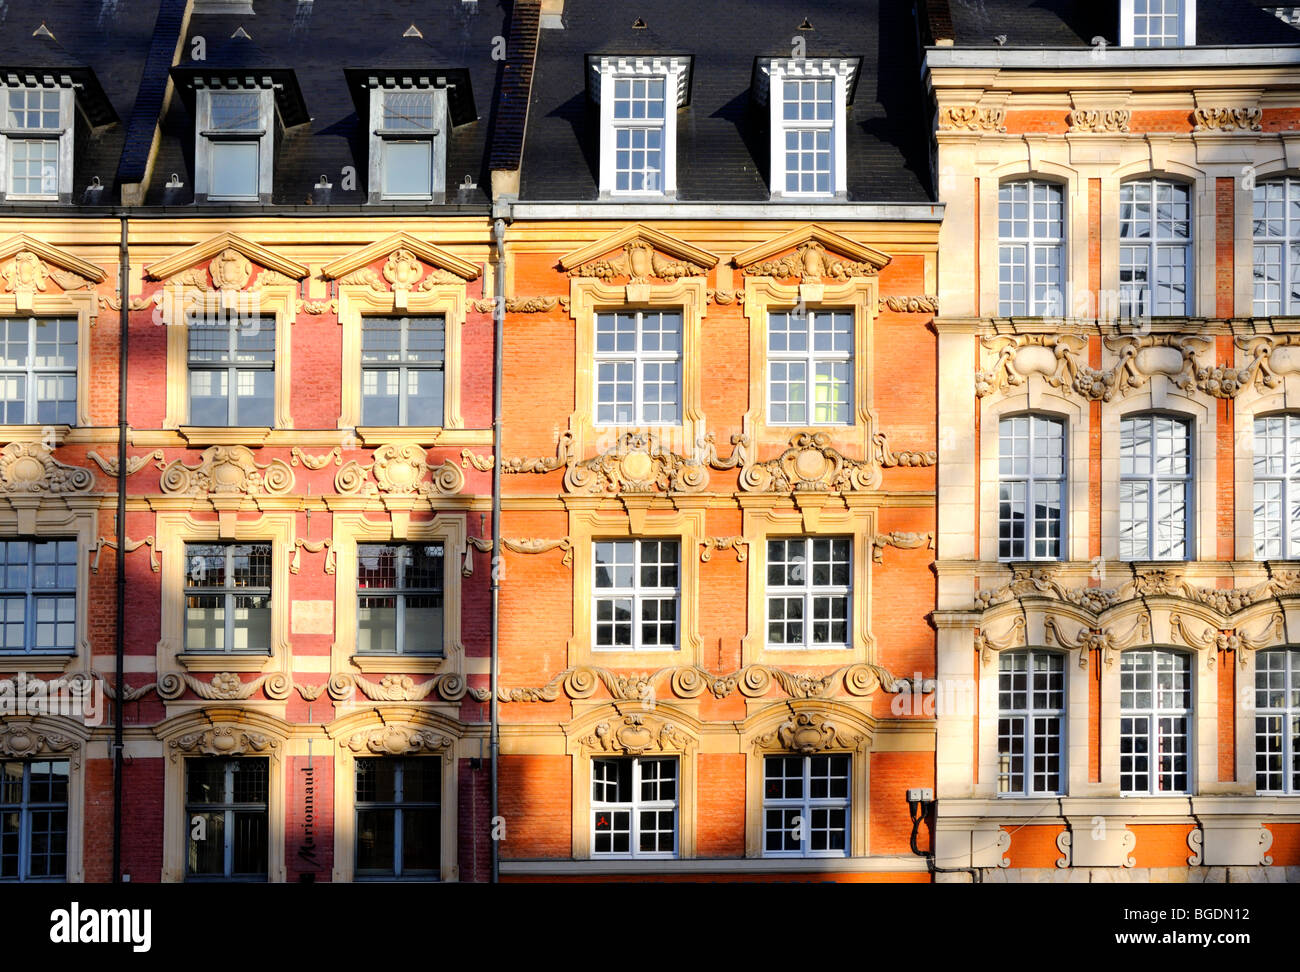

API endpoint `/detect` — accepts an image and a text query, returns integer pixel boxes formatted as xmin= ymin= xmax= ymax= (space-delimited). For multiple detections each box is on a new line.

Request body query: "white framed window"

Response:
xmin=998 ymin=180 xmax=1065 ymax=316
xmin=1120 ymin=649 xmax=1192 ymax=795
xmin=1252 ymin=413 xmax=1300 ymax=559
xmin=0 ymin=759 xmax=69 ymax=881
xmin=0 ymin=317 xmax=77 ymax=425
xmin=998 ymin=414 xmax=1066 ymax=561
xmin=1119 ymin=179 xmax=1193 ymax=317
xmin=590 ymin=57 xmax=688 ymax=197
xmin=762 ymin=754 xmax=850 ymax=857
xmin=2 ymin=86 xmax=70 ymax=201
xmin=188 ymin=318 xmax=275 ymax=427
xmin=183 ymin=543 xmax=272 ymax=655
xmin=356 ymin=543 xmax=445 ymax=656
xmin=997 ymin=650 xmax=1066 ymax=795
xmin=196 ymin=88 xmax=271 ymax=203
xmin=765 ymin=537 xmax=851 ymax=651
xmin=373 ymin=88 xmax=444 ymax=201
xmin=593 ymin=539 xmax=678 ymax=652
xmin=761 ymin=58 xmax=857 ymax=199
xmin=184 ymin=757 xmax=269 ymax=881
xmin=1256 ymin=649 xmax=1300 ymax=794
xmin=354 ymin=758 xmax=440 ymax=880
xmin=1120 ymin=414 xmax=1192 ymax=560
xmin=0 ymin=539 xmax=76 ymax=656
xmin=1253 ymin=178 xmax=1300 ymax=316
xmin=1121 ymin=0 xmax=1195 ymax=46
xmin=767 ymin=309 xmax=853 ymax=425
xmin=360 ymin=316 xmax=446 ymax=426
xmin=594 ymin=309 xmax=681 ymax=426
xmin=591 ymin=756 xmax=677 ymax=858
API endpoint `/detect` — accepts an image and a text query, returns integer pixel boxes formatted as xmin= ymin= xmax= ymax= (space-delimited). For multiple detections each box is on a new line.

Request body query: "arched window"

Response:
xmin=1253 ymin=178 xmax=1300 ymax=316
xmin=997 ymin=180 xmax=1065 ymax=317
xmin=1255 ymin=649 xmax=1300 ymax=794
xmin=1119 ymin=178 xmax=1192 ymax=317
xmin=1120 ymin=648 xmax=1192 ymax=795
xmin=998 ymin=414 xmax=1065 ymax=561
xmin=1119 ymin=413 xmax=1192 ymax=561
xmin=996 ymin=649 xmax=1066 ymax=795
xmin=1252 ymin=414 xmax=1300 ymax=559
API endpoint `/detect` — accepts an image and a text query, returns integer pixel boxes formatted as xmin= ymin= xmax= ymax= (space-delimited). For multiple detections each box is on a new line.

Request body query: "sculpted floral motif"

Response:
xmin=740 ymin=240 xmax=877 ymax=282
xmin=1044 ymin=615 xmax=1150 ymax=670
xmin=1 ymin=251 xmax=48 ymax=296
xmin=706 ymin=289 xmax=745 ymax=304
xmin=169 ymin=725 xmax=279 ymax=761
xmin=879 ymin=295 xmax=939 ymax=314
xmin=871 ymin=531 xmax=935 ymax=563
xmin=500 ymin=537 xmax=574 ymax=566
xmin=345 ymin=725 xmax=453 ymax=756
xmin=86 ymin=449 xmax=164 ymax=478
xmin=754 ymin=711 xmax=862 ymax=754
xmin=338 ymin=267 xmax=384 ymax=289
xmin=1192 ymin=107 xmax=1262 ymax=132
xmin=159 ymin=445 xmax=294 ymax=496
xmin=936 ymin=106 xmax=1005 ymax=132
xmin=699 ymin=537 xmax=750 ymax=562
xmin=873 ymin=431 xmax=937 ymax=468
xmin=568 ymin=239 xmax=704 ymax=282
xmin=157 ymin=671 xmax=292 ymax=701
xmin=382 ymin=248 xmax=423 ymax=293
xmin=975 ymin=334 xmax=1115 ymax=401
xmin=335 ymin=443 xmax=464 ymax=496
xmin=353 ymin=673 xmax=438 ymax=702
xmin=975 ymin=617 xmax=1027 ymax=665
xmin=740 ymin=431 xmax=878 ymax=492
xmin=0 ymin=721 xmax=79 ymax=759
xmin=290 ymin=447 xmax=341 ymax=469
xmin=579 ymin=713 xmax=692 ymax=755
xmin=1067 ymin=108 xmax=1131 ymax=133
xmin=0 ymin=443 xmax=93 ymax=493
xmin=47 ymin=267 xmax=94 ymax=291
xmin=208 ymin=248 xmax=253 ymax=291
xmin=565 ymin=432 xmax=708 ymax=494
xmin=1170 ymin=613 xmax=1285 ymax=668
xmin=460 ymin=449 xmax=495 ymax=471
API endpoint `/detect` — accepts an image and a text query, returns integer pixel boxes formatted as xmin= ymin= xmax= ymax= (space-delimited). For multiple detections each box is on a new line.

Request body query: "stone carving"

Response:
xmin=382 ymin=248 xmax=423 ymax=294
xmin=740 ymin=240 xmax=877 ymax=282
xmin=295 ymin=681 xmax=324 ymax=701
xmin=0 ymin=443 xmax=93 ymax=494
xmin=501 ymin=537 xmax=574 ymax=566
xmin=0 ymin=721 xmax=79 ymax=759
xmin=460 ymin=449 xmax=495 ymax=471
xmin=568 ymin=240 xmax=704 ymax=282
xmin=501 ymin=431 xmax=575 ymax=475
xmin=1106 ymin=334 xmax=1206 ymax=396
xmin=90 ymin=535 xmax=158 ymax=573
xmin=740 ymin=431 xmax=878 ymax=492
xmin=699 ymin=537 xmax=749 ymax=562
xmin=345 ymin=725 xmax=453 ymax=756
xmin=1171 ymin=613 xmax=1285 ymax=668
xmin=975 ymin=333 xmax=1114 ymax=401
xmin=95 ymin=673 xmax=157 ymax=702
xmin=1187 ymin=828 xmax=1204 ymax=867
xmin=353 ymin=673 xmax=437 ymax=702
xmin=255 ymin=270 xmax=297 ymax=288
xmin=47 ymin=267 xmax=94 ymax=291
xmin=335 ymin=443 xmax=464 ymax=496
xmin=694 ymin=431 xmax=749 ymax=471
xmin=338 ymin=267 xmax=383 ymax=289
xmin=1043 ymin=614 xmax=1151 ymax=669
xmin=290 ymin=538 xmax=335 ymax=575
xmin=470 ymin=295 xmax=568 ymax=313
xmin=86 ymin=449 xmax=164 ymax=478
xmin=169 ymin=725 xmax=279 ymax=761
xmin=208 ymin=248 xmax=253 ymax=292
xmin=565 ymin=431 xmax=708 ymax=494
xmin=298 ymin=298 xmax=337 ymax=315
xmin=873 ymin=431 xmax=938 ymax=468
xmin=1067 ymin=108 xmax=1131 ymax=133
xmin=171 ymin=267 xmax=210 ymax=290
xmin=1 ymin=251 xmax=48 ymax=296
xmin=754 ymin=711 xmax=862 ymax=754
xmin=1192 ymin=107 xmax=1263 ymax=132
xmin=159 ymin=445 xmax=295 ymax=496
xmin=936 ymin=106 xmax=1006 ymax=132
xmin=157 ymin=671 xmax=292 ymax=701
xmin=579 ymin=713 xmax=692 ymax=755
xmin=975 ymin=617 xmax=1026 ymax=665
xmin=1235 ymin=334 xmax=1300 ymax=392
xmin=417 ymin=269 xmax=465 ymax=289
xmin=879 ymin=295 xmax=939 ymax=314
xmin=290 ymin=447 xmax=341 ymax=469
xmin=871 ymin=531 xmax=935 ymax=563
xmin=706 ymin=288 xmax=745 ymax=305
xmin=327 ymin=671 xmax=475 ymax=704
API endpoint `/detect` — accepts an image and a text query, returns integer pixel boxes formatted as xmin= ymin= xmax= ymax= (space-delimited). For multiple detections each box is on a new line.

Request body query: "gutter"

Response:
xmin=496 ymin=200 xmax=944 ymax=222
xmin=490 ymin=216 xmax=506 ymax=884
xmin=112 ymin=213 xmax=129 ymax=883
xmin=924 ymin=43 xmax=1300 ymax=72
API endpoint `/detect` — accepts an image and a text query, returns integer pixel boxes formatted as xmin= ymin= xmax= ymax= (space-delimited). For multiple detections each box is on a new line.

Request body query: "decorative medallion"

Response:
xmin=159 ymin=445 xmax=294 ymax=496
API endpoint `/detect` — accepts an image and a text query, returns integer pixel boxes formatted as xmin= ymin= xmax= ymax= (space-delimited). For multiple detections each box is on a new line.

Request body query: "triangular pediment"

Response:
xmin=732 ymin=225 xmax=891 ymax=278
xmin=145 ymin=232 xmax=309 ymax=282
xmin=559 ymin=224 xmax=719 ymax=278
xmin=320 ymin=233 xmax=480 ymax=283
xmin=0 ymin=235 xmax=106 ymax=284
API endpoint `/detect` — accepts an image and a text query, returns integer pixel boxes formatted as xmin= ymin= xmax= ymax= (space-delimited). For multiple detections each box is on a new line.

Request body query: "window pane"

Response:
xmin=209 ymin=142 xmax=259 ymax=199
xmin=382 ymin=141 xmax=433 ymax=197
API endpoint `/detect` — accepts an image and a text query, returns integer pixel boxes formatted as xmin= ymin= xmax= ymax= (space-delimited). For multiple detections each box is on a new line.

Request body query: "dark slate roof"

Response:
xmin=517 ymin=0 xmax=935 ymax=203
xmin=116 ymin=0 xmax=188 ymax=185
xmin=944 ymin=0 xmax=1300 ymax=47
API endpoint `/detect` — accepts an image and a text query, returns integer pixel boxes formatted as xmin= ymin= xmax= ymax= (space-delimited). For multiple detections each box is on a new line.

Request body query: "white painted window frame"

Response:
xmin=592 ymin=539 xmax=680 ymax=653
xmin=764 ymin=535 xmax=852 ymax=651
xmin=766 ymin=308 xmax=854 ymax=426
xmin=590 ymin=755 xmax=678 ymax=859
xmin=1119 ymin=412 xmax=1194 ymax=561
xmin=1119 ymin=177 xmax=1194 ymax=317
xmin=1255 ymin=648 xmax=1300 ymax=794
xmin=195 ymin=86 xmax=274 ymax=204
xmin=997 ymin=413 xmax=1068 ymax=562
xmin=1120 ymin=0 xmax=1196 ymax=47
xmin=368 ymin=82 xmax=448 ymax=204
xmin=762 ymin=58 xmax=854 ymax=200
xmin=0 ymin=85 xmax=74 ymax=203
xmin=997 ymin=179 xmax=1067 ymax=317
xmin=1251 ymin=412 xmax=1300 ymax=559
xmin=996 ymin=649 xmax=1067 ymax=796
xmin=592 ymin=308 xmax=683 ymax=427
xmin=1252 ymin=177 xmax=1300 ymax=316
xmin=761 ymin=753 xmax=852 ymax=858
xmin=592 ymin=56 xmax=687 ymax=198
xmin=1119 ymin=648 xmax=1193 ymax=796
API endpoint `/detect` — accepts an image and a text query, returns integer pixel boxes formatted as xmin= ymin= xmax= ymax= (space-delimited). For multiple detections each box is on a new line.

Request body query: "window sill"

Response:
xmin=0 ymin=425 xmax=71 ymax=447
xmin=0 ymin=653 xmax=75 ymax=673
xmin=177 ymin=652 xmax=273 ymax=673
xmin=178 ymin=426 xmax=273 ymax=447
xmin=355 ymin=427 xmax=445 ymax=448
xmin=350 ymin=653 xmax=445 ymax=674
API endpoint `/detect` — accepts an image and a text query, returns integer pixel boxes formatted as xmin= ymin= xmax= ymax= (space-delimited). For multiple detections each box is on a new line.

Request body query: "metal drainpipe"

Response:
xmin=490 ymin=216 xmax=506 ymax=883
xmin=112 ymin=213 xmax=129 ymax=883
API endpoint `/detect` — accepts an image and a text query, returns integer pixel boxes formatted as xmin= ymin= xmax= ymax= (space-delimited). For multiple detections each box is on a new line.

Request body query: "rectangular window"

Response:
xmin=1131 ymin=0 xmax=1185 ymax=46
xmin=768 ymin=309 xmax=853 ymax=425
xmin=765 ymin=537 xmax=851 ymax=650
xmin=183 ymin=543 xmax=272 ymax=655
xmin=1119 ymin=414 xmax=1191 ymax=561
xmin=185 ymin=757 xmax=268 ymax=881
xmin=997 ymin=650 xmax=1065 ymax=795
xmin=1252 ymin=179 xmax=1300 ymax=316
xmin=6 ymin=88 xmax=61 ymax=198
xmin=762 ymin=754 xmax=850 ymax=857
xmin=0 ymin=759 xmax=68 ymax=881
xmin=360 ymin=316 xmax=445 ymax=426
xmin=1119 ymin=180 xmax=1192 ymax=317
xmin=356 ymin=543 xmax=444 ymax=656
xmin=0 ymin=539 xmax=76 ymax=655
xmin=591 ymin=756 xmax=677 ymax=858
xmin=188 ymin=318 xmax=274 ymax=427
xmin=781 ymin=79 xmax=833 ymax=195
xmin=594 ymin=310 xmax=681 ymax=425
xmin=203 ymin=92 xmax=263 ymax=202
xmin=1255 ymin=649 xmax=1300 ymax=794
xmin=998 ymin=181 xmax=1065 ymax=317
xmin=0 ymin=317 xmax=77 ymax=425
xmin=1251 ymin=413 xmax=1300 ymax=559
xmin=379 ymin=90 xmax=437 ymax=199
xmin=1120 ymin=649 xmax=1191 ymax=795
xmin=593 ymin=539 xmax=679 ymax=652
xmin=355 ymin=758 xmax=440 ymax=879
xmin=611 ymin=77 xmax=666 ymax=194
xmin=998 ymin=414 xmax=1066 ymax=561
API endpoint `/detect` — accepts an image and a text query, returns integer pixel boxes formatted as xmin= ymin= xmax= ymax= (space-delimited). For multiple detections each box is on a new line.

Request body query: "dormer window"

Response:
xmin=1121 ymin=0 xmax=1195 ymax=46
xmin=758 ymin=58 xmax=859 ymax=200
xmin=1 ymin=86 xmax=71 ymax=201
xmin=589 ymin=56 xmax=691 ymax=198
xmin=196 ymin=87 xmax=272 ymax=203
xmin=376 ymin=88 xmax=442 ymax=200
